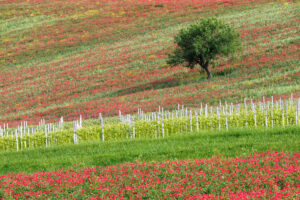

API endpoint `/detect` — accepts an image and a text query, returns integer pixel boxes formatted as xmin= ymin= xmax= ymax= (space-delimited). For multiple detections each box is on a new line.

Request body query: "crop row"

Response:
xmin=0 ymin=97 xmax=299 ymax=151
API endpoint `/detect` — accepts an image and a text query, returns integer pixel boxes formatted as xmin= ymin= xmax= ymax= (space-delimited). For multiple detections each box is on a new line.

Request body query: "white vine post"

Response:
xmin=217 ymin=107 xmax=221 ymax=131
xmin=195 ymin=111 xmax=199 ymax=132
xmin=1 ymin=125 xmax=4 ymax=137
xmin=99 ymin=113 xmax=104 ymax=142
xmin=132 ymin=117 xmax=135 ymax=139
xmin=161 ymin=112 xmax=164 ymax=138
xmin=253 ymin=103 xmax=257 ymax=127
xmin=24 ymin=125 xmax=26 ymax=149
xmin=128 ymin=115 xmax=132 ymax=138
xmin=185 ymin=107 xmax=188 ymax=132
xmin=178 ymin=107 xmax=182 ymax=133
xmin=237 ymin=103 xmax=240 ymax=126
xmin=181 ymin=104 xmax=184 ymax=118
xmin=45 ymin=123 xmax=48 ymax=147
xmin=244 ymin=98 xmax=247 ymax=127
xmin=271 ymin=96 xmax=274 ymax=127
xmin=286 ymin=101 xmax=289 ymax=125
xmin=265 ymin=103 xmax=268 ymax=128
xmin=295 ymin=101 xmax=298 ymax=125
xmin=298 ymin=98 xmax=300 ymax=116
xmin=80 ymin=115 xmax=82 ymax=128
xmin=23 ymin=123 xmax=26 ymax=148
xmin=73 ymin=121 xmax=77 ymax=144
xmin=190 ymin=110 xmax=193 ymax=132
xmin=119 ymin=110 xmax=122 ymax=121
xmin=20 ymin=125 xmax=23 ymax=150
xmin=225 ymin=104 xmax=228 ymax=131
xmin=210 ymin=106 xmax=213 ymax=130
xmin=200 ymin=103 xmax=203 ymax=116
xmin=282 ymin=103 xmax=285 ymax=127
xmin=15 ymin=129 xmax=18 ymax=151
xmin=76 ymin=122 xmax=79 ymax=143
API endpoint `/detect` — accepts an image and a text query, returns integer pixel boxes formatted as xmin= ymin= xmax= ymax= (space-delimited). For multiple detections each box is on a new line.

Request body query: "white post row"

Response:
xmin=0 ymin=96 xmax=300 ymax=151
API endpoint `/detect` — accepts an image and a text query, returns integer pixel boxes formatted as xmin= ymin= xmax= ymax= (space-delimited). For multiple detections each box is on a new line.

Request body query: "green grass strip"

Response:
xmin=0 ymin=126 xmax=299 ymax=175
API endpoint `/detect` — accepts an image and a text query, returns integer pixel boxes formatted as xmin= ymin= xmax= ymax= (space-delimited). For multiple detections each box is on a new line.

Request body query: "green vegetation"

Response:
xmin=1 ymin=101 xmax=298 ymax=151
xmin=0 ymin=1 xmax=299 ymax=123
xmin=0 ymin=0 xmax=299 ymax=181
xmin=0 ymin=126 xmax=299 ymax=175
xmin=167 ymin=17 xmax=241 ymax=78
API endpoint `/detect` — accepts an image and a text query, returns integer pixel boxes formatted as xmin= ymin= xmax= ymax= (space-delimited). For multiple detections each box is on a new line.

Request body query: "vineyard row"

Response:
xmin=0 ymin=96 xmax=299 ymax=151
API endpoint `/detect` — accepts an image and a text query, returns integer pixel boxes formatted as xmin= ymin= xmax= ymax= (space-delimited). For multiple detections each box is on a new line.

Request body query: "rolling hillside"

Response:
xmin=0 ymin=1 xmax=300 ymax=198
xmin=0 ymin=0 xmax=299 ymax=125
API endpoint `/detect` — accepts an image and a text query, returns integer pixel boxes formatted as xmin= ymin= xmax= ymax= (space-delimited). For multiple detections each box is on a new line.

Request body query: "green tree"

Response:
xmin=167 ymin=18 xmax=241 ymax=78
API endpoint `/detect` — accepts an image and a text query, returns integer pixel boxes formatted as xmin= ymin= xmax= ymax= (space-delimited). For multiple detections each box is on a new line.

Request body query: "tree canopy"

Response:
xmin=167 ymin=17 xmax=241 ymax=78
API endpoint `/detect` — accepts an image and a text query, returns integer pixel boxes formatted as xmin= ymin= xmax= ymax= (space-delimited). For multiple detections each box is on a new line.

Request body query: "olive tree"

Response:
xmin=167 ymin=17 xmax=241 ymax=78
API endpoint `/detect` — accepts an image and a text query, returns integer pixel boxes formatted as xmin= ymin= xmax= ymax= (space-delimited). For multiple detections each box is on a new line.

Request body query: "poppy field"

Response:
xmin=0 ymin=151 xmax=299 ymax=199
xmin=0 ymin=0 xmax=299 ymax=126
xmin=1 ymin=0 xmax=300 ymax=199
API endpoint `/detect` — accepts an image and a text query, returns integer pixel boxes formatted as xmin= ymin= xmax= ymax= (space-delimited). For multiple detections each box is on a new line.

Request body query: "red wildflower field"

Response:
xmin=0 ymin=151 xmax=299 ymax=199
xmin=1 ymin=0 xmax=299 ymax=126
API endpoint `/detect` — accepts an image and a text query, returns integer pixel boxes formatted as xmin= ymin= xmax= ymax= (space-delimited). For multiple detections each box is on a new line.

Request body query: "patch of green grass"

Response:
xmin=0 ymin=126 xmax=299 ymax=175
xmin=0 ymin=15 xmax=58 ymax=35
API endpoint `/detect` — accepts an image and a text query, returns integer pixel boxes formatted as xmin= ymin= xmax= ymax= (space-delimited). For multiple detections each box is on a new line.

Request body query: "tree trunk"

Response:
xmin=201 ymin=61 xmax=212 ymax=79
xmin=203 ymin=66 xmax=211 ymax=78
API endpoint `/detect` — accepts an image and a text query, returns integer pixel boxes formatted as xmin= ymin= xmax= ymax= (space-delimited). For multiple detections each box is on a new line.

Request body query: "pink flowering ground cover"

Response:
xmin=1 ymin=0 xmax=299 ymax=126
xmin=0 ymin=151 xmax=299 ymax=199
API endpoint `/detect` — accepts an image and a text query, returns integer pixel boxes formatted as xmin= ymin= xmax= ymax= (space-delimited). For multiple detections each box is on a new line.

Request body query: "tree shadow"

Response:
xmin=109 ymin=65 xmax=235 ymax=98
xmin=110 ymin=72 xmax=207 ymax=97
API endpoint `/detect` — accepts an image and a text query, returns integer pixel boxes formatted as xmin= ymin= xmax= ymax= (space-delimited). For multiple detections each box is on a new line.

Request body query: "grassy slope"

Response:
xmin=0 ymin=0 xmax=299 ymax=125
xmin=0 ymin=126 xmax=299 ymax=175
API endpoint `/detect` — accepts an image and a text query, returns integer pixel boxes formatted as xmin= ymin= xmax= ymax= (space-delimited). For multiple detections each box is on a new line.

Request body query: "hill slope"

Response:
xmin=0 ymin=0 xmax=299 ymax=125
